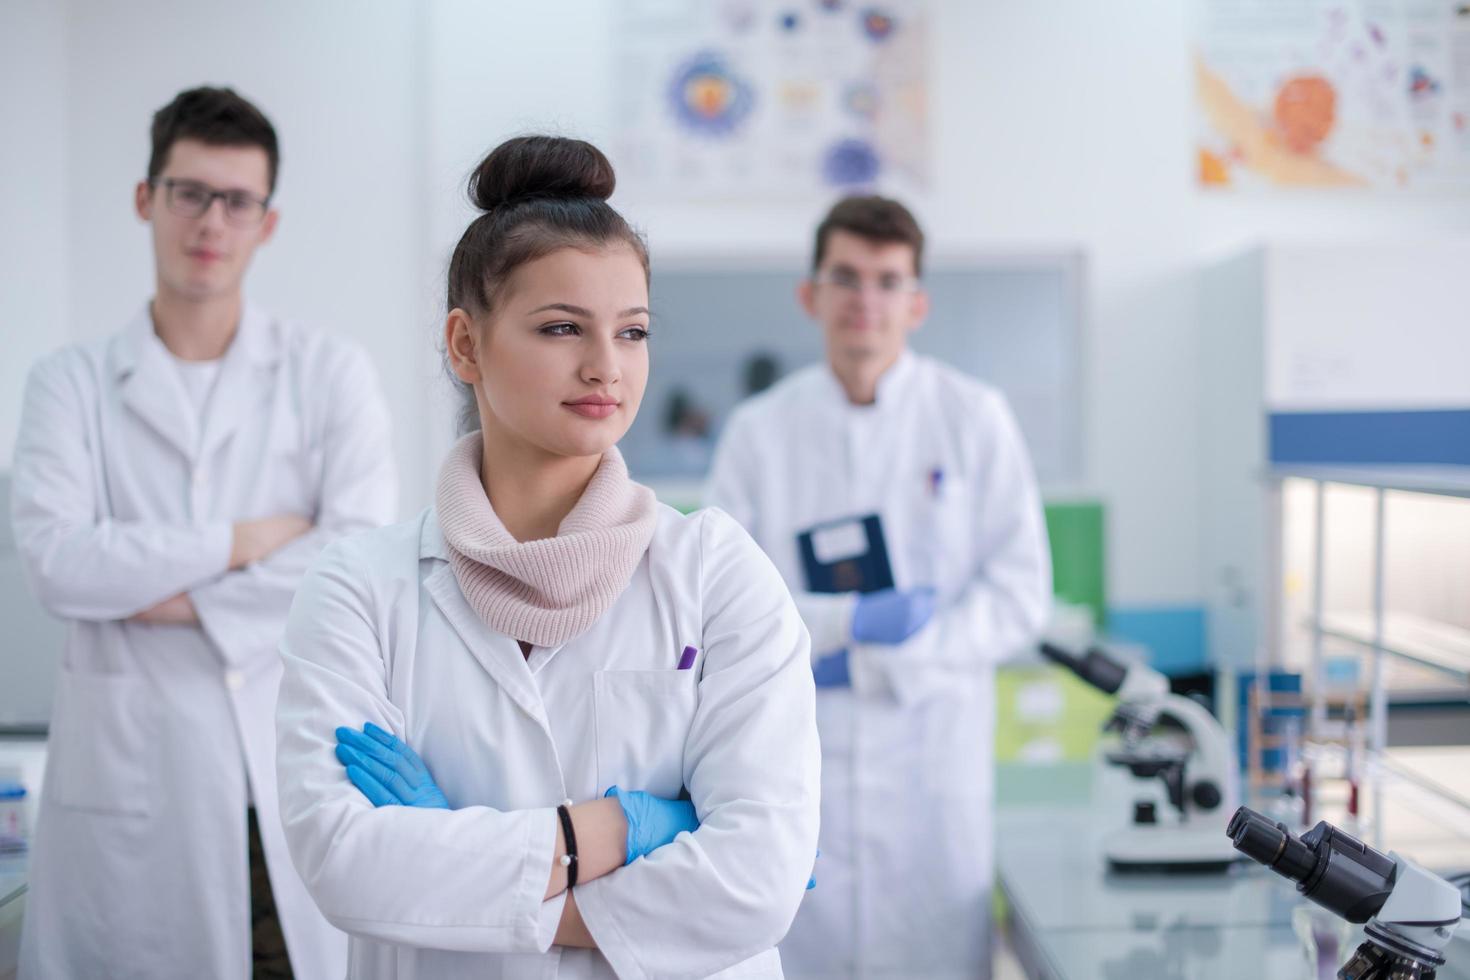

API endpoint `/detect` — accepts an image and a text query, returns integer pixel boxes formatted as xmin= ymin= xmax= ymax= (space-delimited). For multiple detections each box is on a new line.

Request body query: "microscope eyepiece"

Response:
xmin=1038 ymin=642 xmax=1127 ymax=695
xmin=1227 ymin=806 xmax=1316 ymax=880
xmin=1226 ymin=806 xmax=1396 ymax=923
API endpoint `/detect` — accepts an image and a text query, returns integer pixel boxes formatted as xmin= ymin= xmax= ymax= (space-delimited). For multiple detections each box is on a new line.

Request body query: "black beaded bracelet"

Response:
xmin=556 ymin=803 xmax=579 ymax=889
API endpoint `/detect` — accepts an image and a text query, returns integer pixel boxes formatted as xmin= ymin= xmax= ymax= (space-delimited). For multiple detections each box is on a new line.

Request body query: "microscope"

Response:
xmin=1039 ymin=642 xmax=1242 ymax=872
xmin=1229 ymin=806 xmax=1464 ymax=979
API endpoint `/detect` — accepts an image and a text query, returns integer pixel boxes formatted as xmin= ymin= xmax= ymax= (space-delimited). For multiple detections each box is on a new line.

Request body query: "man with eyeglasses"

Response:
xmin=706 ymin=196 xmax=1052 ymax=980
xmin=12 ymin=86 xmax=395 ymax=979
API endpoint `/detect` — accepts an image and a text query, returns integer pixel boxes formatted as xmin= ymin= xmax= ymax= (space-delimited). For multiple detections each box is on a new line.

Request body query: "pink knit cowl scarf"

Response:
xmin=434 ymin=433 xmax=658 ymax=647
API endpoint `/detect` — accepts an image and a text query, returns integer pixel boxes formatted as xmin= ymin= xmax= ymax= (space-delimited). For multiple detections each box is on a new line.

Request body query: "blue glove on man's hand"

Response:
xmin=851 ymin=588 xmax=937 ymax=645
xmin=335 ymin=722 xmax=450 ymax=809
xmin=604 ymin=786 xmax=699 ymax=865
xmin=812 ymin=648 xmax=851 ymax=688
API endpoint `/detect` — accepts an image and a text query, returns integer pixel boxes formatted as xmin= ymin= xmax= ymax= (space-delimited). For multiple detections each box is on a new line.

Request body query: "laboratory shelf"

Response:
xmin=1371 ymin=747 xmax=1470 ymax=842
xmin=1266 ymin=464 xmax=1470 ymax=499
xmin=1256 ymin=463 xmax=1470 ymax=825
xmin=1312 ymin=611 xmax=1470 ymax=686
xmin=1302 ymin=743 xmax=1470 ymax=862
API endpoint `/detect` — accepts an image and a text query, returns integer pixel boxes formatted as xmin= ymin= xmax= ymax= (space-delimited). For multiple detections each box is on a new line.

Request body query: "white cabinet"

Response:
xmin=1198 ymin=242 xmax=1470 ymax=844
xmin=1198 ymin=242 xmax=1470 ymax=673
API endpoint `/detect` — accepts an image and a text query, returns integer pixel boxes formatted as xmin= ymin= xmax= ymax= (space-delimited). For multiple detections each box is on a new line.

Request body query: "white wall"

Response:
xmin=1 ymin=0 xmax=68 ymax=467
xmin=0 ymin=0 xmax=69 ymax=726
xmin=1265 ymin=243 xmax=1470 ymax=411
xmin=5 ymin=0 xmax=1470 ymax=616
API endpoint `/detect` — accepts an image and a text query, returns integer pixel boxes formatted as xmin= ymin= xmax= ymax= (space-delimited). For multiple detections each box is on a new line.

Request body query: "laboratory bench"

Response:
xmin=0 ymin=736 xmax=42 ymax=980
xmin=0 ymin=853 xmax=23 ymax=980
xmin=995 ymin=757 xmax=1470 ymax=980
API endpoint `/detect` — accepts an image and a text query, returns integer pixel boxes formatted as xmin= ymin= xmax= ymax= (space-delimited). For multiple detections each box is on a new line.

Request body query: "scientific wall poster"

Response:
xmin=1195 ymin=0 xmax=1470 ymax=190
xmin=614 ymin=0 xmax=930 ymax=199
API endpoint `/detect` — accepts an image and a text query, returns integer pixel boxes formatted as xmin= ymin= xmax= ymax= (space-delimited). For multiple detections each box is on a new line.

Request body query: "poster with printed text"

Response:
xmin=613 ymin=0 xmax=930 ymax=200
xmin=1195 ymin=0 xmax=1470 ymax=191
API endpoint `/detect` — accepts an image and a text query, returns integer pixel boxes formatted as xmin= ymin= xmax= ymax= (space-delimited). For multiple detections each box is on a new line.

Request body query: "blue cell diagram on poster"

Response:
xmin=1195 ymin=0 xmax=1470 ymax=191
xmin=613 ymin=0 xmax=929 ymax=199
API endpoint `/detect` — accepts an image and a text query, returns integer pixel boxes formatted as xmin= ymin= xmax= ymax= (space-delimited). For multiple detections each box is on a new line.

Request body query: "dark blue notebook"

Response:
xmin=796 ymin=514 xmax=894 ymax=595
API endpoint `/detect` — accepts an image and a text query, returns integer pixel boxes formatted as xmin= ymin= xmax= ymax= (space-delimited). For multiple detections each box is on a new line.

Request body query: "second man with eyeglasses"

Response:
xmin=706 ymin=196 xmax=1054 ymax=979
xmin=11 ymin=86 xmax=397 ymax=978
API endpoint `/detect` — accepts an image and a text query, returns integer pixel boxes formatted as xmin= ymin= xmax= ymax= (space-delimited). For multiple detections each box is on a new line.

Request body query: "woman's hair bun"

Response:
xmin=468 ymin=135 xmax=616 ymax=212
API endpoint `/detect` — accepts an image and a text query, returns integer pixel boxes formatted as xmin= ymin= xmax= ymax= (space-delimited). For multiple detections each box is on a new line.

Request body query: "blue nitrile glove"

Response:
xmin=335 ymin=722 xmax=450 ymax=809
xmin=812 ymin=648 xmax=851 ymax=688
xmin=604 ymin=786 xmax=699 ymax=865
xmin=851 ymin=588 xmax=937 ymax=645
xmin=808 ymin=849 xmax=819 ymax=890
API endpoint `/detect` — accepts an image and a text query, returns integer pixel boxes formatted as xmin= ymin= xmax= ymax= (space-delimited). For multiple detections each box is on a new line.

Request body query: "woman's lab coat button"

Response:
xmin=224 ymin=670 xmax=244 ymax=691
xmin=562 ymin=798 xmax=574 ymax=808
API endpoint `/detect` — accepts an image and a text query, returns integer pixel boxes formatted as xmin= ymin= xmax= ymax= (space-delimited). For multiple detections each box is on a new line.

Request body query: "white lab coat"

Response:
xmin=705 ymin=351 xmax=1052 ymax=980
xmin=274 ymin=503 xmax=821 ymax=980
xmin=11 ymin=304 xmax=396 ymax=980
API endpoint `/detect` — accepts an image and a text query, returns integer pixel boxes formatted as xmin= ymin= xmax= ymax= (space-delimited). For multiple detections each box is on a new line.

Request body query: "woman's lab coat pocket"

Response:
xmin=593 ymin=670 xmax=697 ymax=800
xmin=48 ymin=671 xmax=154 ymax=816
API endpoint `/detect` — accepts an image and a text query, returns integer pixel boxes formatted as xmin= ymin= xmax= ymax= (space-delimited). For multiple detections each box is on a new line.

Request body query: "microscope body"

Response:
xmin=1100 ymin=688 xmax=1243 ymax=871
xmin=1230 ymin=807 xmax=1464 ymax=979
xmin=1342 ymin=859 xmax=1463 ymax=979
xmin=1038 ymin=643 xmax=1242 ymax=871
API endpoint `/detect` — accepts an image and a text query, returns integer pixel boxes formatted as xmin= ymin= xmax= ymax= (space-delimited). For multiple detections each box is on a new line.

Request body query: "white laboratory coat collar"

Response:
xmin=417 ymin=506 xmax=553 ymax=731
xmin=112 ymin=300 xmax=278 ymax=377
xmin=819 ymin=347 xmax=918 ymax=411
xmin=112 ymin=300 xmax=280 ymax=461
xmin=420 ymin=507 xmax=451 ymax=561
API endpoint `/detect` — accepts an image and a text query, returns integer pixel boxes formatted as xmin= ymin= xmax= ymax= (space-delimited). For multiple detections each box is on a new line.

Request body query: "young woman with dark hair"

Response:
xmin=274 ymin=135 xmax=820 ymax=980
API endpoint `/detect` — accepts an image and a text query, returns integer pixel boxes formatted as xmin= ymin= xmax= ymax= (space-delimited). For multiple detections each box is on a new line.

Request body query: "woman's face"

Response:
xmin=447 ymin=244 xmax=651 ymax=459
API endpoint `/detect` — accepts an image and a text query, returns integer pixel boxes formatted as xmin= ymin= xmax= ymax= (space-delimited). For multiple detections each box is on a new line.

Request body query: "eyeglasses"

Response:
xmin=812 ymin=267 xmax=920 ymax=297
xmin=149 ymin=177 xmax=271 ymax=227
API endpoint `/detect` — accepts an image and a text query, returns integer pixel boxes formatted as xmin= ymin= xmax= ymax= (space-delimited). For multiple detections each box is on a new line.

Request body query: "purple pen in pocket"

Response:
xmin=676 ymin=645 xmax=698 ymax=670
